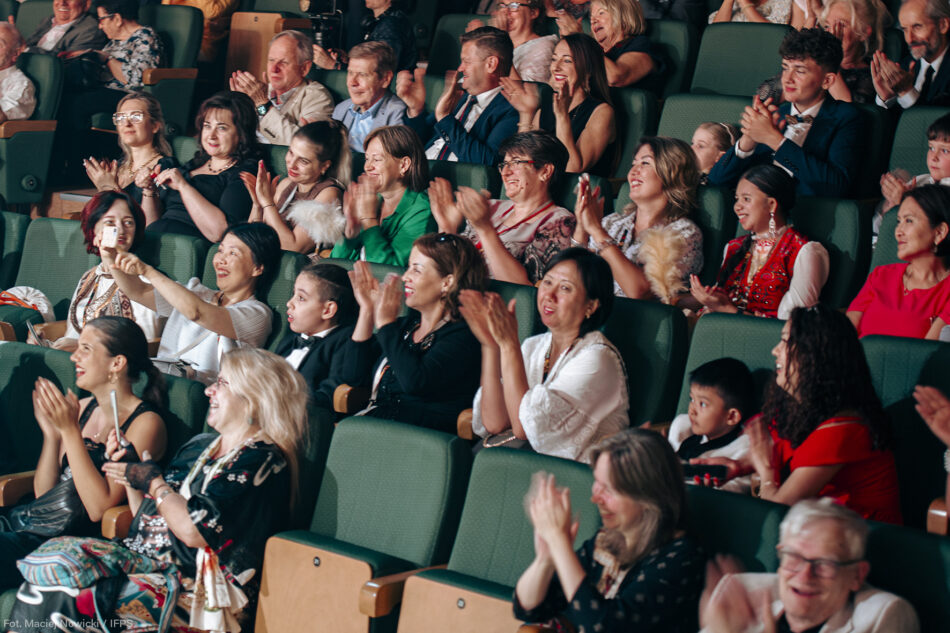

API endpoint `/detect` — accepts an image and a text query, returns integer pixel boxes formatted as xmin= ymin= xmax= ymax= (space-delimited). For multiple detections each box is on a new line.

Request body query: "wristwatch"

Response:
xmin=256 ymin=102 xmax=271 ymax=117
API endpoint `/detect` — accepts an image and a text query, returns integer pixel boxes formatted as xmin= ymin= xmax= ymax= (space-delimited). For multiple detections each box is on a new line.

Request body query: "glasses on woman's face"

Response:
xmin=497 ymin=159 xmax=536 ymax=173
xmin=212 ymin=376 xmax=231 ymax=391
xmin=777 ymin=547 xmax=861 ymax=579
xmin=97 ymin=12 xmax=116 ymax=22
xmin=498 ymin=2 xmax=532 ymax=10
xmin=113 ymin=111 xmax=145 ymax=125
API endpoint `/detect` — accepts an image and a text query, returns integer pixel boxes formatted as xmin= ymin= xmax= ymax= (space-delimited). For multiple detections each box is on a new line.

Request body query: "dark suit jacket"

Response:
xmin=274 ymin=324 xmax=356 ymax=413
xmin=708 ymin=97 xmax=863 ymax=198
xmin=26 ymin=13 xmax=107 ymax=54
xmin=898 ymin=54 xmax=950 ymax=107
xmin=406 ymin=90 xmax=519 ymax=165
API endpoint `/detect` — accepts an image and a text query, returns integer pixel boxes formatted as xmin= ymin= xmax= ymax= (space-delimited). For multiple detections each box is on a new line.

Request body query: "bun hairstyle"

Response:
xmin=412 ymin=233 xmax=489 ymax=320
xmin=85 ymin=316 xmax=165 ymax=408
xmin=292 ymin=120 xmax=353 ymax=187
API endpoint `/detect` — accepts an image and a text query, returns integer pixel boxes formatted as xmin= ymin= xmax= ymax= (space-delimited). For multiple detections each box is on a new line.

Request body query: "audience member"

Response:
xmin=848 ymin=184 xmax=950 ymax=339
xmin=692 ymin=121 xmax=738 ymax=184
xmin=24 ymin=0 xmax=106 ymax=55
xmin=359 ymin=0 xmax=417 ymax=72
xmin=0 ymin=316 xmax=166 ymax=591
xmin=641 ymin=0 xmax=706 ymax=26
xmin=872 ymin=0 xmax=950 ymax=109
xmin=330 ymin=125 xmax=435 ymax=265
xmin=710 ymin=0 xmax=793 ymax=24
xmin=345 ymin=233 xmax=489 ymax=432
xmin=46 ymin=191 xmax=161 ymax=351
xmin=589 ymin=0 xmax=663 ymax=90
xmin=573 ymin=137 xmax=702 ymax=302
xmin=749 ymin=305 xmax=902 ymax=523
xmin=791 ymin=0 xmax=826 ymax=28
xmin=399 ymin=26 xmax=519 ymax=165
xmin=668 ymin=357 xmax=754 ymax=493
xmin=709 ymin=28 xmax=863 ymax=197
xmin=243 ymin=120 xmax=350 ymax=255
xmin=229 ymin=30 xmax=333 ymax=146
xmin=164 ymin=0 xmax=238 ymax=63
xmin=429 ymin=130 xmax=574 ymax=285
xmin=701 ymin=499 xmax=919 ymax=633
xmin=110 ymin=222 xmax=279 ymax=384
xmin=331 ymin=41 xmax=407 ymax=152
xmin=501 ymin=33 xmax=617 ymax=176
xmin=0 ymin=23 xmax=35 ymax=123
xmin=83 ymin=93 xmax=178 ymax=204
xmin=471 ymin=0 xmax=558 ymax=83
xmin=464 ymin=248 xmax=628 ymax=463
xmin=145 ymin=91 xmax=261 ymax=242
xmin=514 ymin=429 xmax=703 ymax=631
xmin=275 ymin=263 xmax=359 ymax=411
xmin=8 ymin=347 xmax=307 ymax=632
xmin=689 ymin=165 xmax=829 ymax=319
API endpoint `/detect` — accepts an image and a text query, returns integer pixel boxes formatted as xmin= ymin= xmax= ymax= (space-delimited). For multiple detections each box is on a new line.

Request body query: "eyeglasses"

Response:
xmin=97 ymin=13 xmax=115 ymax=22
xmin=112 ymin=111 xmax=145 ymax=124
xmin=497 ymin=159 xmax=536 ymax=172
xmin=777 ymin=547 xmax=862 ymax=579
xmin=213 ymin=376 xmax=231 ymax=391
xmin=498 ymin=2 xmax=535 ymax=10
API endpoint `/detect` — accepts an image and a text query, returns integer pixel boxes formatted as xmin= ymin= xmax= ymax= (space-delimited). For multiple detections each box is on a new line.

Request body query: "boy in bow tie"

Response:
xmin=708 ymin=28 xmax=864 ymax=198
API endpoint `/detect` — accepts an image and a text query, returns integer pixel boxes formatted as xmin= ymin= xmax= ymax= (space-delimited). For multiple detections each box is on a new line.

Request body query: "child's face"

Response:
xmin=687 ymin=384 xmax=737 ymax=440
xmin=927 ymin=137 xmax=950 ymax=181
xmin=691 ymin=127 xmax=725 ymax=174
xmin=286 ymin=273 xmax=334 ymax=335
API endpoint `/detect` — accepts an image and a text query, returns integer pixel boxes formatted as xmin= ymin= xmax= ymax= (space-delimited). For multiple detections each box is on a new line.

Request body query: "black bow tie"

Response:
xmin=291 ymin=334 xmax=318 ymax=351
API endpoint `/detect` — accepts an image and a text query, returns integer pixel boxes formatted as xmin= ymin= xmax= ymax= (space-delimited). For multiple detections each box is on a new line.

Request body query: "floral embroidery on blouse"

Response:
xmin=103 ymin=26 xmax=163 ymax=90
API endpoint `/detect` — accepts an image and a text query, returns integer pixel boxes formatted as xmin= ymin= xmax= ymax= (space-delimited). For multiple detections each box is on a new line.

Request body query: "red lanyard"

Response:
xmin=476 ymin=201 xmax=555 ymax=250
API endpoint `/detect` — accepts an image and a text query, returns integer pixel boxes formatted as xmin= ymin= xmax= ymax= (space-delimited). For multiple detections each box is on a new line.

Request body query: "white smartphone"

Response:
xmin=100 ymin=226 xmax=118 ymax=249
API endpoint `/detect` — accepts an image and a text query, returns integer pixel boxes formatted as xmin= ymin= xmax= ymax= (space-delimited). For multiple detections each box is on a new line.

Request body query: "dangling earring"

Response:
xmin=108 ymin=371 xmax=117 ymax=384
xmin=768 ymin=209 xmax=777 ymax=240
xmin=246 ymin=416 xmax=254 ymax=427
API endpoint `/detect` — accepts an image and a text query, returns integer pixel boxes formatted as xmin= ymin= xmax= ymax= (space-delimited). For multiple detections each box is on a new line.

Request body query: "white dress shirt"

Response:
xmin=425 ymin=85 xmax=503 ymax=162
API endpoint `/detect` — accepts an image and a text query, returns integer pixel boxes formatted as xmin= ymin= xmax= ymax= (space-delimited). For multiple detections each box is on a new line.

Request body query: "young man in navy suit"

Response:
xmin=397 ymin=26 xmax=519 ymax=165
xmin=708 ymin=28 xmax=864 ymax=198
xmin=872 ymin=0 xmax=950 ymax=110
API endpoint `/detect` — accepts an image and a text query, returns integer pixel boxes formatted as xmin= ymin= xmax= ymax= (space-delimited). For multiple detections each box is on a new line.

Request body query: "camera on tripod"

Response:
xmin=298 ymin=0 xmax=343 ymax=52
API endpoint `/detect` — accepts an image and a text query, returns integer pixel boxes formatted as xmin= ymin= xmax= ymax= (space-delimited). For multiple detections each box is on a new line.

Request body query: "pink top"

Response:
xmin=848 ymin=263 xmax=950 ymax=338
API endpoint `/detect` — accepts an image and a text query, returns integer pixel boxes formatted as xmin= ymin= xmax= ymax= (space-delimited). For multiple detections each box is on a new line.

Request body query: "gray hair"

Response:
xmin=920 ymin=0 xmax=950 ymax=23
xmin=271 ymin=29 xmax=314 ymax=66
xmin=0 ymin=21 xmax=24 ymax=50
xmin=779 ymin=498 xmax=869 ymax=560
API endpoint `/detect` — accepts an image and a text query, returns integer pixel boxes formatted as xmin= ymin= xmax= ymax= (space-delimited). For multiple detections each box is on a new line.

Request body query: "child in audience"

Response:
xmin=275 ymin=262 xmax=359 ymax=412
xmin=692 ymin=122 xmax=740 ymax=184
xmin=876 ymin=112 xmax=950 ymax=239
xmin=668 ymin=357 xmax=755 ymax=493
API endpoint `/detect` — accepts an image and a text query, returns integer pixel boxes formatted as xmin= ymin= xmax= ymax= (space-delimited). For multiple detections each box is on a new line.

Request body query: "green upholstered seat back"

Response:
xmin=871 ymin=206 xmax=900 ymax=270
xmin=676 ymin=313 xmax=784 ymax=414
xmin=446 ymin=448 xmax=599 ymax=588
xmin=154 ymin=374 xmax=209 ymax=463
xmin=657 ymin=93 xmax=748 ymax=144
xmin=426 ymin=14 xmax=479 ymax=75
xmin=17 ymin=51 xmax=63 ymax=121
xmin=309 ymin=68 xmax=349 ymax=104
xmin=172 ymin=135 xmax=200 ymax=164
xmin=544 ymin=173 xmax=613 ymax=215
xmin=788 ymin=197 xmax=872 ymax=309
xmin=139 ymin=4 xmax=202 ymax=69
xmin=853 ymin=103 xmax=895 ymax=199
xmin=13 ymin=218 xmax=100 ymax=319
xmin=646 ymin=19 xmax=696 ymax=98
xmin=423 ymin=74 xmax=445 ymax=115
xmin=610 ymin=87 xmax=659 ymax=178
xmin=691 ymin=23 xmax=791 ymax=96
xmin=0 ymin=0 xmax=17 ymax=21
xmin=686 ymin=487 xmax=787 ymax=572
xmin=311 ymin=416 xmax=472 ymax=567
xmin=14 ymin=1 xmax=53 ymax=48
xmin=291 ymin=404 xmax=336 ymax=529
xmin=888 ymin=106 xmax=950 ymax=176
xmin=0 ymin=344 xmax=76 ymax=475
xmin=266 ymin=143 xmax=288 ymax=177
xmin=603 ymin=297 xmax=689 ymax=425
xmin=861 ymin=336 xmax=950 ymax=529
xmin=201 ymin=245 xmax=308 ymax=351
xmin=429 ymin=159 xmax=501 ymax=198
xmin=136 ymin=232 xmax=210 ymax=284
xmin=489 ymin=279 xmax=542 ymax=342
xmin=0 ymin=211 xmax=29 ymax=289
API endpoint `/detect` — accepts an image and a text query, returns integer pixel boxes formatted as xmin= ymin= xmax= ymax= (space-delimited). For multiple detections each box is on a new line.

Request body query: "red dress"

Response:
xmin=771 ymin=416 xmax=902 ymax=524
xmin=848 ymin=263 xmax=950 ymax=338
xmin=721 ymin=229 xmax=810 ymax=318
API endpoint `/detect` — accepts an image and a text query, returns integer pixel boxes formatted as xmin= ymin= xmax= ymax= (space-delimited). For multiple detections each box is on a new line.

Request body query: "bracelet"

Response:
xmin=944 ymin=448 xmax=950 ymax=473
xmin=358 ymin=217 xmax=377 ymax=221
xmin=155 ymin=486 xmax=173 ymax=508
xmin=141 ymin=190 xmax=157 ymax=198
xmin=569 ymin=237 xmax=587 ymax=249
xmin=593 ymin=236 xmax=618 ymax=254
xmin=262 ymin=204 xmax=276 ymax=210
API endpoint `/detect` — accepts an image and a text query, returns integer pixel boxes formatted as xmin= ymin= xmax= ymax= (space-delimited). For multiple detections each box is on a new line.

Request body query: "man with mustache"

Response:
xmin=872 ymin=0 xmax=950 ymax=109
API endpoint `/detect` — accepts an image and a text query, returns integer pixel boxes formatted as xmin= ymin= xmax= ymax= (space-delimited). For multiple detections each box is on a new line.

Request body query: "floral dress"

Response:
xmin=103 ymin=26 xmax=164 ymax=90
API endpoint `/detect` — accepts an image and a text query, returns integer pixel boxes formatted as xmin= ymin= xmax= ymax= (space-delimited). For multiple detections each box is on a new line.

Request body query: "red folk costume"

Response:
xmin=770 ymin=416 xmax=903 ymax=524
xmin=721 ymin=228 xmax=810 ymax=317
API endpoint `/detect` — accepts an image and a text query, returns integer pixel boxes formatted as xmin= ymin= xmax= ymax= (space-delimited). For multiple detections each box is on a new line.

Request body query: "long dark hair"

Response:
xmin=190 ymin=91 xmax=263 ymax=167
xmin=561 ymin=33 xmax=612 ymax=107
xmin=761 ymin=305 xmax=890 ymax=449
xmin=86 ymin=316 xmax=165 ymax=408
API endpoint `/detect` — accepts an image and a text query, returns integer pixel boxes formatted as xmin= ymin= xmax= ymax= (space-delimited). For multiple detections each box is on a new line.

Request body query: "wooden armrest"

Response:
xmin=457 ymin=409 xmax=474 ymax=440
xmin=143 ymin=67 xmax=198 ymax=84
xmin=34 ymin=320 xmax=67 ymax=342
xmin=0 ymin=321 xmax=15 ymax=341
xmin=927 ymin=497 xmax=948 ymax=535
xmin=0 ymin=471 xmax=36 ymax=506
xmin=333 ymin=383 xmax=370 ymax=414
xmin=147 ymin=339 xmax=160 ymax=357
xmin=640 ymin=420 xmax=672 ymax=438
xmin=0 ymin=120 xmax=57 ymax=138
xmin=101 ymin=504 xmax=133 ymax=539
xmin=359 ymin=564 xmax=446 ymax=617
xmin=317 ymin=248 xmax=333 ymax=258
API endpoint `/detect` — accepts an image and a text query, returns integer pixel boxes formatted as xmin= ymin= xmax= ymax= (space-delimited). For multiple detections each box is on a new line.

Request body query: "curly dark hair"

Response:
xmin=761 ymin=304 xmax=890 ymax=449
xmin=779 ymin=27 xmax=843 ymax=74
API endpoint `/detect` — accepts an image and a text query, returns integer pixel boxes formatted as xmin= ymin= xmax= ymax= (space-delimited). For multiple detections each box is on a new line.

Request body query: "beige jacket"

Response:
xmin=259 ymin=80 xmax=334 ymax=145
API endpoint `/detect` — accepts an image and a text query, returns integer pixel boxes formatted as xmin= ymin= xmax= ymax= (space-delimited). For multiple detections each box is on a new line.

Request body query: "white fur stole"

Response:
xmin=286 ymin=199 xmax=345 ymax=248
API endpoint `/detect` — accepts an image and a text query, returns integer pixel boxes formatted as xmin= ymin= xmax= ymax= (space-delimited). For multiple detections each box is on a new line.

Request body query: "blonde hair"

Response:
xmin=115 ymin=92 xmax=173 ymax=167
xmin=820 ymin=0 xmax=889 ymax=59
xmin=221 ymin=348 xmax=308 ymax=507
xmin=592 ymin=0 xmax=646 ymax=38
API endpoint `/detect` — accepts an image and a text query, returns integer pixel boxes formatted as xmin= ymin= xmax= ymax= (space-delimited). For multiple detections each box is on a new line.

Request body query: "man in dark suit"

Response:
xmin=872 ymin=0 xmax=950 ymax=110
xmin=397 ymin=26 xmax=518 ymax=165
xmin=274 ymin=263 xmax=359 ymax=413
xmin=23 ymin=0 xmax=106 ymax=55
xmin=708 ymin=28 xmax=863 ymax=198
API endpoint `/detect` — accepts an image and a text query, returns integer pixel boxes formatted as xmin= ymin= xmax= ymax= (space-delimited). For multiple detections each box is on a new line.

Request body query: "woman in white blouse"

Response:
xmin=460 ymin=247 xmax=628 ymax=463
xmin=42 ymin=191 xmax=160 ymax=351
xmin=109 ymin=222 xmax=279 ymax=384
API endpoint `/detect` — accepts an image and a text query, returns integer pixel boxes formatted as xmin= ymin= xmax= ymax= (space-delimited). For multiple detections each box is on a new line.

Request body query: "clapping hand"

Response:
xmin=499 ymin=76 xmax=540 ymax=116
xmin=459 ymin=289 xmax=497 ymax=346
xmin=484 ymin=292 xmax=520 ymax=348
xmin=871 ymin=51 xmax=915 ymax=101
xmin=427 ymin=177 xmax=463 ymax=233
xmin=395 ymin=68 xmax=427 ymax=117
xmin=527 ymin=472 xmax=578 ymax=550
xmin=689 ymin=275 xmax=734 ymax=312
xmin=435 ymin=70 xmax=465 ymax=121
xmin=699 ymin=556 xmax=775 ymax=633
xmin=84 ymin=157 xmax=119 ymax=191
xmin=228 ymin=70 xmax=268 ymax=106
xmin=32 ymin=378 xmax=80 ymax=436
xmin=915 ymin=385 xmax=950 ymax=448
xmin=349 ymin=260 xmax=381 ymax=314
xmin=739 ymin=96 xmax=785 ymax=151
xmin=456 ymin=186 xmax=493 ymax=231
xmin=342 ymin=175 xmax=380 ymax=237
xmin=574 ymin=175 xmax=605 ymax=237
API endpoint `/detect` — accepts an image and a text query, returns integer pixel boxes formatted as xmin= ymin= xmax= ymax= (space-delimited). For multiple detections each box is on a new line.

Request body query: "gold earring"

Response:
xmin=108 ymin=371 xmax=117 ymax=384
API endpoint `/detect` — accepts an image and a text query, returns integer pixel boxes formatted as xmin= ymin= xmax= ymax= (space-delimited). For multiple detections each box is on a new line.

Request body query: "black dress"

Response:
xmin=123 ymin=156 xmax=179 ymax=205
xmin=605 ymin=35 xmax=666 ymax=95
xmin=0 ymin=400 xmax=155 ymax=590
xmin=539 ymin=96 xmax=619 ymax=177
